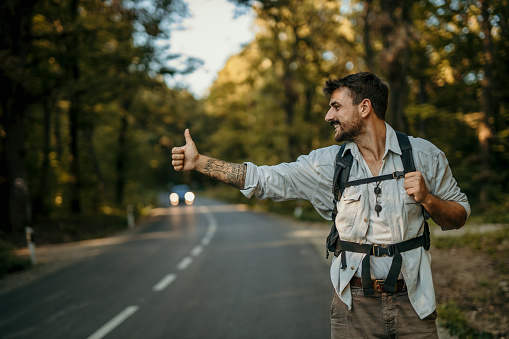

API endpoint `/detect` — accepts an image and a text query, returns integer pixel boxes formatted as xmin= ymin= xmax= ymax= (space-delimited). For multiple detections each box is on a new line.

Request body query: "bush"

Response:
xmin=438 ymin=302 xmax=494 ymax=338
xmin=0 ymin=240 xmax=32 ymax=277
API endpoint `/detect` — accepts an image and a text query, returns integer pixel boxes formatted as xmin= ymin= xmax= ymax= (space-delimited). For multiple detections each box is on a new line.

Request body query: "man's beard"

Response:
xmin=334 ymin=113 xmax=363 ymax=143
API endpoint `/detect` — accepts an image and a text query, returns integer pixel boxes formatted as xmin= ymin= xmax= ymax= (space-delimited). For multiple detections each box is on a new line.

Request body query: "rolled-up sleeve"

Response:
xmin=240 ymin=146 xmax=338 ymax=220
xmin=432 ymin=150 xmax=471 ymax=220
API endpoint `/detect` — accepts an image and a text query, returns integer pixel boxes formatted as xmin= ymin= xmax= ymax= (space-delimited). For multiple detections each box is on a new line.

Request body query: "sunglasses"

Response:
xmin=374 ymin=182 xmax=382 ymax=216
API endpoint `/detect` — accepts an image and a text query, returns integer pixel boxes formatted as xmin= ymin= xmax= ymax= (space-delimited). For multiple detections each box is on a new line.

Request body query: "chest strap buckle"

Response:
xmin=372 ymin=244 xmax=395 ymax=257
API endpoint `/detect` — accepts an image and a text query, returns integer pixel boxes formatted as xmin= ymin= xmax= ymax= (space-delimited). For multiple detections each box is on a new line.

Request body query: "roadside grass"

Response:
xmin=432 ymin=227 xmax=509 ymax=338
xmin=1 ymin=212 xmax=127 ymax=278
xmin=0 ymin=240 xmax=32 ymax=277
xmin=437 ymin=302 xmax=494 ymax=339
xmin=4 ymin=213 xmax=127 ymax=247
xmin=432 ymin=227 xmax=509 ymax=275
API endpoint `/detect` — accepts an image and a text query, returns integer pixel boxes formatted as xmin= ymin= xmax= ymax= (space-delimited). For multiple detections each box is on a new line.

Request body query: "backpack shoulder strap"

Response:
xmin=332 ymin=142 xmax=353 ymax=202
xmin=395 ymin=131 xmax=415 ymax=173
xmin=326 ymin=142 xmax=352 ymax=259
xmin=394 ymin=131 xmax=431 ymax=249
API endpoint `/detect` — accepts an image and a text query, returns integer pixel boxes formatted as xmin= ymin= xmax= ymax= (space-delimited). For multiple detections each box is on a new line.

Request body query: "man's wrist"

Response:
xmin=420 ymin=192 xmax=435 ymax=209
xmin=194 ymin=154 xmax=207 ymax=173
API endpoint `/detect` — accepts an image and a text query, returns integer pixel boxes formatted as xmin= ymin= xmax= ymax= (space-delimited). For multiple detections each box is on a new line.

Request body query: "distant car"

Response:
xmin=169 ymin=184 xmax=195 ymax=206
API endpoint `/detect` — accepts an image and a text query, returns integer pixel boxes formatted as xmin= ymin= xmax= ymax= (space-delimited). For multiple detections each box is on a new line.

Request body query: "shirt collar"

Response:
xmin=340 ymin=122 xmax=401 ymax=159
xmin=384 ymin=123 xmax=402 ymax=158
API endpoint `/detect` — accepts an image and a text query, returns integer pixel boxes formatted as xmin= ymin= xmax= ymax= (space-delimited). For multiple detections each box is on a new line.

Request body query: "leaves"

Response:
xmin=0 ymin=0 xmax=204 ymax=232
xmin=204 ymin=0 xmax=509 ymax=214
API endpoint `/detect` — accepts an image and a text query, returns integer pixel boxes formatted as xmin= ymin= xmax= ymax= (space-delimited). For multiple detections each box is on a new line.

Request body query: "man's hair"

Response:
xmin=322 ymin=72 xmax=389 ymax=120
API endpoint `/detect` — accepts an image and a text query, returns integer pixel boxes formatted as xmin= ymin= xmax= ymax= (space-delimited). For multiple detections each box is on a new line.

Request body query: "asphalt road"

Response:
xmin=0 ymin=197 xmax=332 ymax=339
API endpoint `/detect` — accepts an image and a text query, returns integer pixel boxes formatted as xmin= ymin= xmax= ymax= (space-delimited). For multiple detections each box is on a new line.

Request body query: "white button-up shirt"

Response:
xmin=241 ymin=124 xmax=470 ymax=319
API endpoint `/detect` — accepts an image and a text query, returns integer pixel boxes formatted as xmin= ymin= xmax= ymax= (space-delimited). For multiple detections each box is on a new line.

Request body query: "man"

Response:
xmin=172 ymin=72 xmax=470 ymax=338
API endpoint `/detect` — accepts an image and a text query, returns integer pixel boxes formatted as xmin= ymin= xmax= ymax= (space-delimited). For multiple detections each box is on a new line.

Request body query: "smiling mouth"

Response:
xmin=330 ymin=121 xmax=340 ymax=129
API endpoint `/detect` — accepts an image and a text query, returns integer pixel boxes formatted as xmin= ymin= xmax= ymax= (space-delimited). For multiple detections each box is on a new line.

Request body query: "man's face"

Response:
xmin=325 ymin=87 xmax=363 ymax=143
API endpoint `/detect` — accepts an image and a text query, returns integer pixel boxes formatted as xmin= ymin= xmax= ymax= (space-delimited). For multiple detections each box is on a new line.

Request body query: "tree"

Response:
xmin=0 ymin=0 xmax=38 ymax=233
xmin=0 ymin=0 xmax=200 ymax=234
xmin=407 ymin=0 xmax=509 ymax=208
xmin=208 ymin=0 xmax=357 ymax=164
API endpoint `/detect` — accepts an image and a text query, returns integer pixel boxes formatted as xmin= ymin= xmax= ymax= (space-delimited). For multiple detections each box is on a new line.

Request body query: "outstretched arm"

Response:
xmin=171 ymin=129 xmax=246 ymax=189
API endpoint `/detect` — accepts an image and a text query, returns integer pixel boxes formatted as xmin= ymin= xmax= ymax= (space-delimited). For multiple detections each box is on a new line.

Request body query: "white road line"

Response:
xmin=207 ymin=223 xmax=217 ymax=235
xmin=191 ymin=245 xmax=204 ymax=257
xmin=200 ymin=206 xmax=217 ymax=247
xmin=176 ymin=256 xmax=193 ymax=270
xmin=202 ymin=206 xmax=218 ymax=229
xmin=152 ymin=273 xmax=177 ymax=292
xmin=150 ymin=205 xmax=218 ymax=296
xmin=87 ymin=305 xmax=139 ymax=339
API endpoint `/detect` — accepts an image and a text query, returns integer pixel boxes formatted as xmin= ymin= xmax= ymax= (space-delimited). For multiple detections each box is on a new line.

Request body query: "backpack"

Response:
xmin=325 ymin=131 xmax=430 ymax=295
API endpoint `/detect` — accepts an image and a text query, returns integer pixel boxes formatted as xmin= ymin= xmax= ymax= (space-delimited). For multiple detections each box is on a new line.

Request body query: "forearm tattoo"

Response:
xmin=202 ymin=158 xmax=246 ymax=189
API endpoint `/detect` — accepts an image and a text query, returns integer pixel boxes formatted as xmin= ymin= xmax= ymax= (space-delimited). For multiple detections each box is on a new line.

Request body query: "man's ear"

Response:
xmin=359 ymin=99 xmax=372 ymax=118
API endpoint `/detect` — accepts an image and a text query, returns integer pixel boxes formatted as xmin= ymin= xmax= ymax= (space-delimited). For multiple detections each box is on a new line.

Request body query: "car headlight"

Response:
xmin=169 ymin=193 xmax=179 ymax=205
xmin=184 ymin=192 xmax=195 ymax=205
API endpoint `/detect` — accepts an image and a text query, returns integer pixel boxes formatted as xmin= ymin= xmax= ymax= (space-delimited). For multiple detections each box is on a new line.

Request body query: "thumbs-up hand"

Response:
xmin=172 ymin=129 xmax=199 ymax=172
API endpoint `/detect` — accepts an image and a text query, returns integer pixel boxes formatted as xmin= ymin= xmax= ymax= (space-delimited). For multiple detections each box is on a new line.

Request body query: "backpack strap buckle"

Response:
xmin=372 ymin=244 xmax=395 ymax=257
xmin=393 ymin=171 xmax=405 ymax=179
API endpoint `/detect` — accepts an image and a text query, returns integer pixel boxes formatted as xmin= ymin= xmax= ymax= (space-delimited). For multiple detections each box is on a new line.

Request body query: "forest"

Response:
xmin=1 ymin=0 xmax=509 ymax=336
xmin=1 ymin=0 xmax=508 ymax=239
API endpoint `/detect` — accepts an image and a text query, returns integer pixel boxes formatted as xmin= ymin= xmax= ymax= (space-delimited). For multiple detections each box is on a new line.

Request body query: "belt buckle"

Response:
xmin=374 ymin=279 xmax=385 ymax=292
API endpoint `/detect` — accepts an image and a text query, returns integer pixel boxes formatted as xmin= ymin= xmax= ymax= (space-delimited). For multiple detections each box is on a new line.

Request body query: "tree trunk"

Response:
xmin=33 ymin=99 xmax=53 ymax=216
xmin=363 ymin=0 xmax=375 ymax=72
xmin=386 ymin=51 xmax=409 ymax=132
xmin=68 ymin=0 xmax=81 ymax=213
xmin=84 ymin=127 xmax=108 ymax=201
xmin=68 ymin=97 xmax=81 ymax=213
xmin=417 ymin=78 xmax=428 ymax=138
xmin=115 ymin=111 xmax=128 ymax=205
xmin=0 ymin=0 xmax=37 ymax=233
xmin=478 ymin=0 xmax=495 ymax=207
xmin=379 ymin=0 xmax=412 ymax=132
xmin=53 ymin=102 xmax=63 ymax=162
xmin=0 ymin=90 xmax=33 ymax=233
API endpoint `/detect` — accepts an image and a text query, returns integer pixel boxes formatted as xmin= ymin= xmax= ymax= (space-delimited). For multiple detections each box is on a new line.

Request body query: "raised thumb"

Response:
xmin=184 ymin=128 xmax=194 ymax=145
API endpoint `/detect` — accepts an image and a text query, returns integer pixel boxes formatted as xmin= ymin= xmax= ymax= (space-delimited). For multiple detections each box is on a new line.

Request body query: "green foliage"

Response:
xmin=0 ymin=240 xmax=31 ymax=277
xmin=204 ymin=0 xmax=509 ymax=218
xmin=433 ymin=227 xmax=509 ymax=252
xmin=438 ymin=302 xmax=493 ymax=338
xmin=0 ymin=0 xmax=201 ymax=234
xmin=205 ymin=0 xmax=352 ymax=164
xmin=2 ymin=0 xmax=509 ymax=247
xmin=30 ymin=213 xmax=127 ymax=244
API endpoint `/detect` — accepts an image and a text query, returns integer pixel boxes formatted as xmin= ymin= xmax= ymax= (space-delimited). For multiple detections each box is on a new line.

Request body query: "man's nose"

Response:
xmin=325 ymin=108 xmax=334 ymax=122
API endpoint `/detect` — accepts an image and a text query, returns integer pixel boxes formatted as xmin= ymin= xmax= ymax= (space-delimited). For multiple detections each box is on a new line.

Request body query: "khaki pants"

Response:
xmin=330 ymin=287 xmax=438 ymax=339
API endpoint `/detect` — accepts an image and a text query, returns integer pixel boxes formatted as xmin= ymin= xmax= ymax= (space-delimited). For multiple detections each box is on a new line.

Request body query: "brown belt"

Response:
xmin=350 ymin=276 xmax=406 ymax=293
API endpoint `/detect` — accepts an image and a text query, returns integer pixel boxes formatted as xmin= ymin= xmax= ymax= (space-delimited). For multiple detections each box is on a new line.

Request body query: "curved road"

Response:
xmin=0 ymin=197 xmax=332 ymax=339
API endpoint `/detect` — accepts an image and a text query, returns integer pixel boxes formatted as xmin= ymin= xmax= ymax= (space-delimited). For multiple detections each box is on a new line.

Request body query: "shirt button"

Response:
xmin=363 ymin=218 xmax=368 ymax=222
xmin=351 ymin=266 xmax=355 ymax=270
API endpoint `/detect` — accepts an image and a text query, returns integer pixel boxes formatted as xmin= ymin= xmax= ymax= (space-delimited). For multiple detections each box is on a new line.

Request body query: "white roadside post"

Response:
xmin=127 ymin=204 xmax=135 ymax=229
xmin=25 ymin=226 xmax=37 ymax=266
